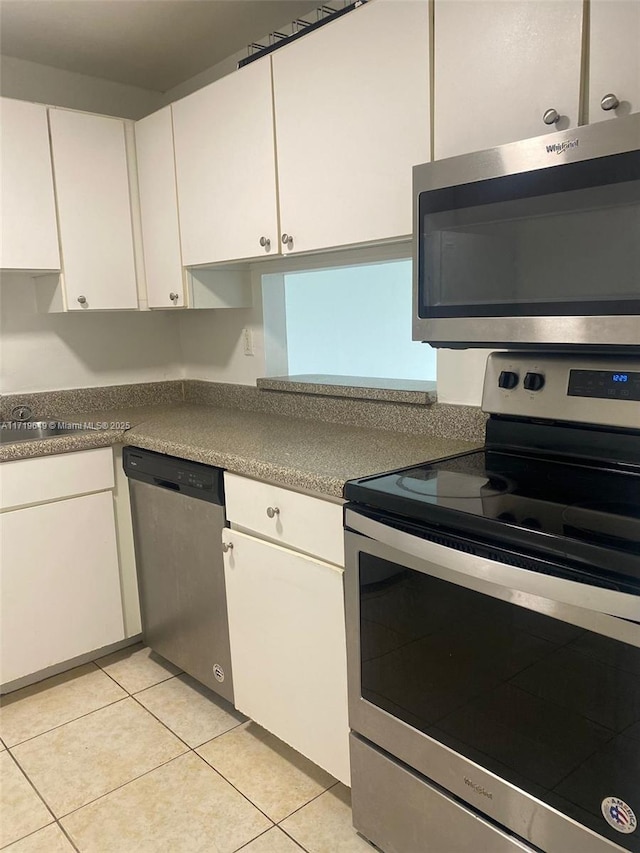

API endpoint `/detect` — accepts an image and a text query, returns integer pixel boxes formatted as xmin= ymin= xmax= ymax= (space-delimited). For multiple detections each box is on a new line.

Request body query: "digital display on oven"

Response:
xmin=568 ymin=369 xmax=640 ymax=401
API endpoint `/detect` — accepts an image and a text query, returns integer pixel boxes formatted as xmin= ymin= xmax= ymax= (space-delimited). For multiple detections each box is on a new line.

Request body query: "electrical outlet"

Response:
xmin=243 ymin=327 xmax=254 ymax=356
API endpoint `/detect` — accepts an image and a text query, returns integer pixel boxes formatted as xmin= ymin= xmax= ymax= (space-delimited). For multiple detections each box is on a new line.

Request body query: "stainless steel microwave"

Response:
xmin=413 ymin=114 xmax=640 ymax=351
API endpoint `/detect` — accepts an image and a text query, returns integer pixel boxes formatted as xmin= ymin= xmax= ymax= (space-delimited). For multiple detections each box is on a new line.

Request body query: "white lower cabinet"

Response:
xmin=222 ymin=528 xmax=350 ymax=785
xmin=0 ymin=448 xmax=125 ymax=688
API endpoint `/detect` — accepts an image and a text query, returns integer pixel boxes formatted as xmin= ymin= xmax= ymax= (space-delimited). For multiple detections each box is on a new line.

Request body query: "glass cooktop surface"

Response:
xmin=345 ymin=449 xmax=640 ymax=572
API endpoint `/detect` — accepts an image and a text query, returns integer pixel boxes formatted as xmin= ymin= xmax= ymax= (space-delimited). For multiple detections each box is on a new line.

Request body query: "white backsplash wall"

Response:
xmin=1 ymin=274 xmax=488 ymax=405
xmin=438 ymin=349 xmax=492 ymax=406
xmin=0 ymin=275 xmax=183 ymax=394
xmin=177 ymin=278 xmax=266 ymax=386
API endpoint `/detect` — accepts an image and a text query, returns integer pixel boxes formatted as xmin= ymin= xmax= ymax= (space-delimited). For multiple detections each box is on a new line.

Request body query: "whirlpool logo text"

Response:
xmin=546 ymin=139 xmax=579 ymax=155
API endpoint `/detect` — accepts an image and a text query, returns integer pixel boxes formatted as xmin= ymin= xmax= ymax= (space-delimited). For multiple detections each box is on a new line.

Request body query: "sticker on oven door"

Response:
xmin=602 ymin=797 xmax=637 ymax=834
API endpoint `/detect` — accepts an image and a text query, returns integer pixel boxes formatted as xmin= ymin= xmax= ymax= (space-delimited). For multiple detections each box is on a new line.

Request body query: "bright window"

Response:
xmin=263 ymin=259 xmax=436 ymax=382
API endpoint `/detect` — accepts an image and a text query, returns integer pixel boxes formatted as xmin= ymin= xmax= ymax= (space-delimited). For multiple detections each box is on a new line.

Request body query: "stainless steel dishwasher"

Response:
xmin=123 ymin=446 xmax=233 ymax=703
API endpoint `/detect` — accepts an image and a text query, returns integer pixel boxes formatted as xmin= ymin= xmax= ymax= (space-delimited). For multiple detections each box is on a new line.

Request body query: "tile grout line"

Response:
xmin=4 ymin=654 xmax=337 ymax=851
xmin=1 ymin=659 xmax=122 ymax=748
xmin=3 ymin=695 xmax=129 ymax=751
xmin=277 ymin=825 xmax=312 ymax=853
xmin=100 ymin=657 xmax=340 ymax=840
xmin=196 ymin=742 xmax=338 ymax=836
xmin=195 ymin=747 xmax=279 ymax=828
xmin=55 ymin=751 xmax=192 ymax=824
xmin=5 ymin=671 xmax=190 ymax=829
xmin=44 ymin=666 xmax=272 ymax=831
xmin=55 ymin=819 xmax=82 ymax=853
xmin=232 ymin=824 xmax=308 ymax=853
xmin=98 ymin=664 xmax=289 ymax=828
xmin=2 ymin=748 xmax=59 ymax=843
xmin=276 ymin=779 xmax=341 ymax=826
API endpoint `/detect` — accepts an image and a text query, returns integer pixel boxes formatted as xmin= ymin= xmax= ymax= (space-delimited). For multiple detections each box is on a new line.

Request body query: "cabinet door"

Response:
xmin=48 ymin=108 xmax=138 ymax=310
xmin=272 ymin=0 xmax=430 ymax=254
xmin=0 ymin=98 xmax=60 ymax=271
xmin=135 ymin=106 xmax=185 ymax=308
xmin=0 ymin=491 xmax=124 ymax=685
xmin=434 ymin=1 xmax=583 ymax=159
xmin=589 ymin=0 xmax=640 ymax=123
xmin=172 ymin=59 xmax=278 ymax=266
xmin=223 ymin=529 xmax=350 ymax=784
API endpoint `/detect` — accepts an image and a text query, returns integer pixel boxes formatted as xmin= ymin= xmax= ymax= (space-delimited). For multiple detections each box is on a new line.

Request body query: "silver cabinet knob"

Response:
xmin=281 ymin=233 xmax=294 ymax=249
xmin=542 ymin=108 xmax=560 ymax=125
xmin=169 ymin=292 xmax=179 ymax=302
xmin=222 ymin=541 xmax=233 ymax=553
xmin=259 ymin=236 xmax=271 ymax=250
xmin=266 ymin=506 xmax=280 ymax=518
xmin=600 ymin=93 xmax=620 ymax=111
xmin=77 ymin=295 xmax=87 ymax=305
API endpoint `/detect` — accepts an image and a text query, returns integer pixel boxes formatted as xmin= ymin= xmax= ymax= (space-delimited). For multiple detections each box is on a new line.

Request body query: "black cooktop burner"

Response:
xmin=345 ymin=449 xmax=640 ymax=579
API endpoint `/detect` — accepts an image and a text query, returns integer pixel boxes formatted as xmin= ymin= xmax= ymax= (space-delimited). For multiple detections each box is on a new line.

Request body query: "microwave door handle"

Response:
xmin=345 ymin=509 xmax=640 ymax=626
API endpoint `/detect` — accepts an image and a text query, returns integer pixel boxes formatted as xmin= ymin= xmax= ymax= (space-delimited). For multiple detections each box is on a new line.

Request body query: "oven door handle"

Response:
xmin=345 ymin=509 xmax=640 ymax=627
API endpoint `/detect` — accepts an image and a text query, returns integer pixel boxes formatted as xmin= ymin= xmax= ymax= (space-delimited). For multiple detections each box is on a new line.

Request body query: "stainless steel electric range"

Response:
xmin=344 ymin=352 xmax=640 ymax=853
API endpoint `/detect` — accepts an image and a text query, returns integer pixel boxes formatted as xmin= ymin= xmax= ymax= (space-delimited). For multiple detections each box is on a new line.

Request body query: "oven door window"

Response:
xmin=417 ymin=150 xmax=640 ymax=319
xmin=359 ymin=553 xmax=640 ymax=851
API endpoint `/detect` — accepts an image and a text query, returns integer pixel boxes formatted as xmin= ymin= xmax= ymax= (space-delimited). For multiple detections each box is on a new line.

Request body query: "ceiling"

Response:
xmin=0 ymin=0 xmax=320 ymax=92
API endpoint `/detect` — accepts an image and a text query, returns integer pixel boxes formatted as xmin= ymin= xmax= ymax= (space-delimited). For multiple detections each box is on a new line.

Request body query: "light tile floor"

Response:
xmin=0 ymin=644 xmax=373 ymax=852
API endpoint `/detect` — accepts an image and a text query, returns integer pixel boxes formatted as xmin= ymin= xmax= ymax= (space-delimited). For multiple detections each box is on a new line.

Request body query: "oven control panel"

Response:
xmin=568 ymin=369 xmax=640 ymax=401
xmin=483 ymin=353 xmax=640 ymax=430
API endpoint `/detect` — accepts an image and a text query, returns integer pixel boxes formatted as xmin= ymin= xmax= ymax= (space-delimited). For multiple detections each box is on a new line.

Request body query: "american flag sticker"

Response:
xmin=602 ymin=797 xmax=637 ymax=835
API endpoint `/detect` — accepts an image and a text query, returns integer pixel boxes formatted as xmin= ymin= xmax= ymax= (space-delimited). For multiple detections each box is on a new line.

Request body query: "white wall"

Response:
xmin=437 ymin=350 xmax=492 ymax=406
xmin=177 ymin=276 xmax=266 ymax=386
xmin=177 ymin=265 xmax=486 ymax=404
xmin=0 ymin=275 xmax=182 ymax=394
xmin=0 ymin=273 xmax=487 ymax=403
xmin=0 ymin=55 xmax=162 ymax=120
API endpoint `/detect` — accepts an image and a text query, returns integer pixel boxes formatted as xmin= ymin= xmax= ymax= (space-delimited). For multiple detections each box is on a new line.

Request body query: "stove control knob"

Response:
xmin=498 ymin=370 xmax=519 ymax=390
xmin=524 ymin=372 xmax=545 ymax=392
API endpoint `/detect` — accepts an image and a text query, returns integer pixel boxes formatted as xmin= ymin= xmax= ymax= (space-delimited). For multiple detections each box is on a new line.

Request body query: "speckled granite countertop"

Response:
xmin=0 ymin=405 xmax=184 ymax=464
xmin=124 ymin=405 xmax=479 ymax=497
xmin=1 ymin=403 xmax=480 ymax=498
xmin=256 ymin=374 xmax=437 ymax=405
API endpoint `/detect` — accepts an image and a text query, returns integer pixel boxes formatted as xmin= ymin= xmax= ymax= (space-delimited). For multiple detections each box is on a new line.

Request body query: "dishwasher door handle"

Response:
xmin=152 ymin=478 xmax=180 ymax=491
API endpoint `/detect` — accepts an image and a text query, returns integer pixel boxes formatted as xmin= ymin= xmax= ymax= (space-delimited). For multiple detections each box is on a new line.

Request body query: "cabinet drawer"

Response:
xmin=224 ymin=473 xmax=344 ymax=566
xmin=0 ymin=447 xmax=115 ymax=511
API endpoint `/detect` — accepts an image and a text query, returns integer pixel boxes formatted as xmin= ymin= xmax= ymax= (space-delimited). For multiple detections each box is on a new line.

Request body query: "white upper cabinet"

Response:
xmin=172 ymin=58 xmax=279 ymax=267
xmin=48 ymin=108 xmax=139 ymax=310
xmin=272 ymin=0 xmax=431 ymax=255
xmin=0 ymin=98 xmax=60 ymax=271
xmin=135 ymin=106 xmax=185 ymax=308
xmin=434 ymin=1 xmax=583 ymax=160
xmin=589 ymin=0 xmax=640 ymax=123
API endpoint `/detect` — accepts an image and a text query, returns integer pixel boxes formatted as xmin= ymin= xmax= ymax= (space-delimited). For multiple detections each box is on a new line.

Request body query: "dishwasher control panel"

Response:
xmin=123 ymin=446 xmax=224 ymax=504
